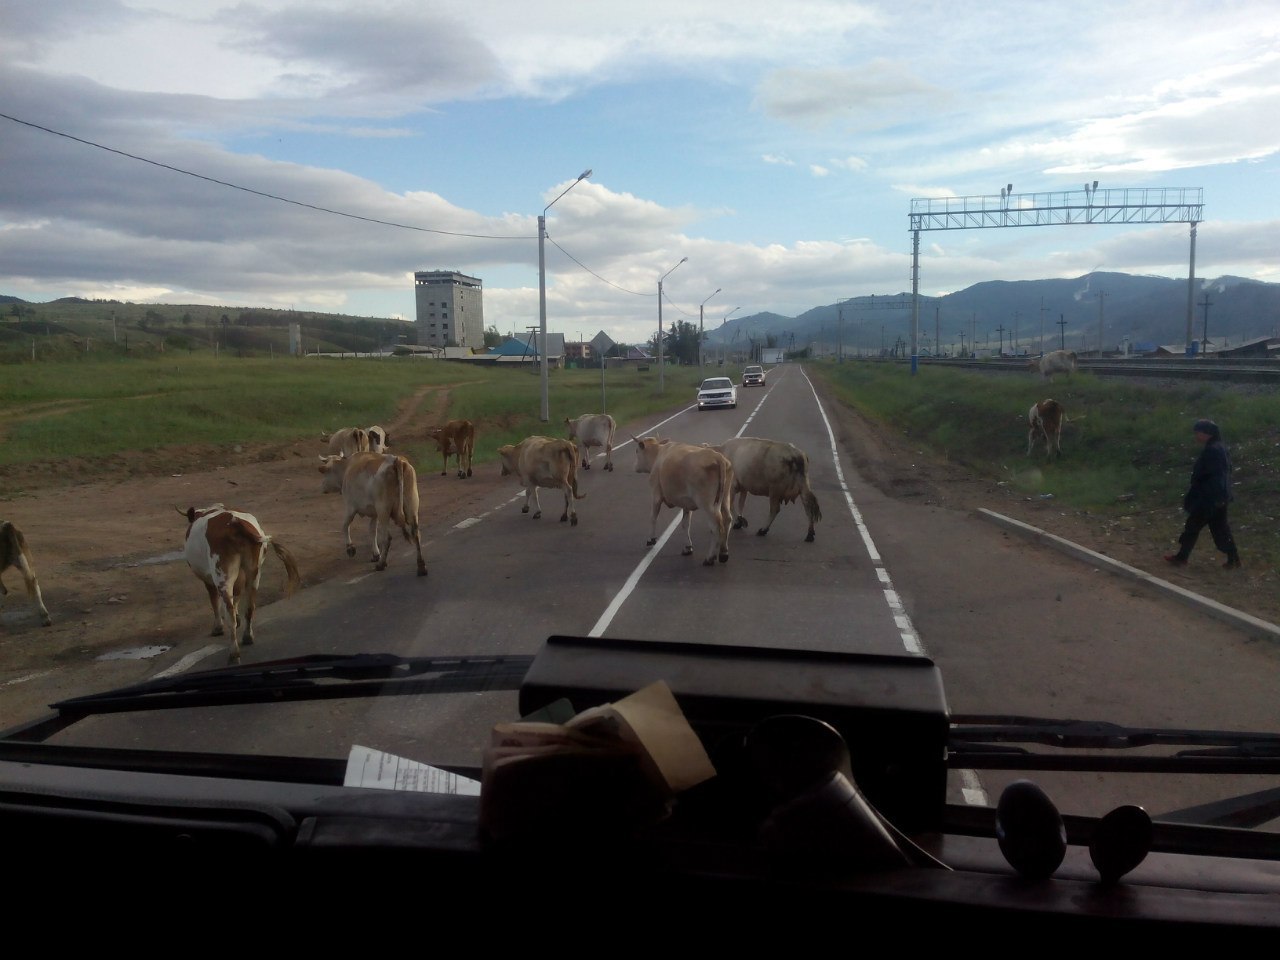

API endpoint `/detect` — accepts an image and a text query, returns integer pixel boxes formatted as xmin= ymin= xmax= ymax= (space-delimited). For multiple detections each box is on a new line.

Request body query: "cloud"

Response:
xmin=810 ymin=165 xmax=829 ymax=177
xmin=754 ymin=60 xmax=940 ymax=128
xmin=762 ymin=154 xmax=795 ymax=166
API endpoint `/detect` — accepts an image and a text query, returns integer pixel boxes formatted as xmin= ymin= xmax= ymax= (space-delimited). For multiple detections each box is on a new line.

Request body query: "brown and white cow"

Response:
xmin=366 ymin=425 xmax=390 ymax=453
xmin=633 ymin=436 xmax=732 ymax=566
xmin=318 ymin=452 xmax=427 ymax=576
xmin=497 ymin=436 xmax=585 ymax=525
xmin=322 ymin=427 xmax=371 ymax=458
xmin=1027 ymin=398 xmax=1066 ymax=458
xmin=0 ymin=520 xmax=52 ymax=627
xmin=564 ymin=414 xmax=617 ymax=471
xmin=709 ymin=436 xmax=822 ymax=542
xmin=427 ymin=419 xmax=475 ymax=478
xmin=181 ymin=505 xmax=302 ymax=663
xmin=1029 ymin=349 xmax=1078 ymax=381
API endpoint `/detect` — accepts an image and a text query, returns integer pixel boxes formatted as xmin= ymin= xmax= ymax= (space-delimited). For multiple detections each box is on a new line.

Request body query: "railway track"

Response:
xmin=905 ymin=356 xmax=1280 ymax=383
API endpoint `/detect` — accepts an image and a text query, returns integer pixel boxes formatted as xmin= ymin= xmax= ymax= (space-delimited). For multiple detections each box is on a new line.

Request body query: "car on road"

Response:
xmin=742 ymin=365 xmax=766 ymax=387
xmin=696 ymin=376 xmax=737 ymax=410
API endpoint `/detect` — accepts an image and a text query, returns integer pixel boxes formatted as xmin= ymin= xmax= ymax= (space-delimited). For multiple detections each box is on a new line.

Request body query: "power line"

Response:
xmin=0 ymin=110 xmax=533 ymax=241
xmin=546 ymin=236 xmax=653 ymax=296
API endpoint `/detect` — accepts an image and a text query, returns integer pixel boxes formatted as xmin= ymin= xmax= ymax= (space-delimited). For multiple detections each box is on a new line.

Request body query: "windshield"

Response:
xmin=2 ymin=2 xmax=1278 ymax=869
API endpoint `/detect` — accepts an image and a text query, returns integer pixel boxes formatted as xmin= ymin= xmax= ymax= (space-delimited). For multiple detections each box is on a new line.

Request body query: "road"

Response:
xmin=52 ymin=365 xmax=1280 ymax=823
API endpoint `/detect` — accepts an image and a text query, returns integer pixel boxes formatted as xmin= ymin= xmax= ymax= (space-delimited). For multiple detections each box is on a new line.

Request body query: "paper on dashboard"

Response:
xmin=345 ymin=744 xmax=482 ymax=795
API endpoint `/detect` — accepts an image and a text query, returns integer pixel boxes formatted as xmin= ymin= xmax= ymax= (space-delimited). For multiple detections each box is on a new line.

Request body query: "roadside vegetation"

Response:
xmin=808 ymin=360 xmax=1280 ymax=573
xmin=0 ymin=352 xmax=706 ymax=482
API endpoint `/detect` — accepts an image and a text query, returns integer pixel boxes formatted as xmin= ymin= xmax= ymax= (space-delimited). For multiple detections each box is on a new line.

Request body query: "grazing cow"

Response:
xmin=181 ymin=505 xmax=301 ymax=663
xmin=366 ymin=425 xmax=390 ymax=453
xmin=564 ymin=414 xmax=617 ymax=471
xmin=1029 ymin=349 xmax=1078 ymax=381
xmin=497 ymin=436 xmax=585 ymax=525
xmin=632 ymin=436 xmax=732 ymax=566
xmin=1027 ymin=399 xmax=1066 ymax=458
xmin=0 ymin=520 xmax=52 ymax=626
xmin=318 ymin=452 xmax=427 ymax=576
xmin=322 ymin=427 xmax=371 ymax=458
xmin=427 ymin=419 xmax=475 ymax=478
xmin=709 ymin=437 xmax=822 ymax=542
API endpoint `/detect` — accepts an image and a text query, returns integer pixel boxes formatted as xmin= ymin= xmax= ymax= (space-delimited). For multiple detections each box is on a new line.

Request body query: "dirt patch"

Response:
xmin=3 ymin=380 xmax=1276 ymax=729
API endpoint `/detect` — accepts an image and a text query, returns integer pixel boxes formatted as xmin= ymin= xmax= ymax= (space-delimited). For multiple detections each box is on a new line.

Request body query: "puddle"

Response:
xmin=111 ymin=551 xmax=184 ymax=569
xmin=96 ymin=645 xmax=172 ymax=661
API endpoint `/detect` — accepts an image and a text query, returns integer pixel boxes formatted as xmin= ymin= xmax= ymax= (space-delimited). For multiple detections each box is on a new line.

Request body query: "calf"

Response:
xmin=633 ymin=436 xmax=732 ymax=566
xmin=497 ymin=436 xmax=585 ymax=525
xmin=181 ymin=505 xmax=301 ymax=663
xmin=318 ymin=452 xmax=428 ymax=575
xmin=564 ymin=414 xmax=617 ymax=471
xmin=1027 ymin=399 xmax=1066 ymax=458
xmin=366 ymin=425 xmax=390 ymax=453
xmin=710 ymin=436 xmax=822 ymax=541
xmin=0 ymin=520 xmax=52 ymax=626
xmin=427 ymin=419 xmax=475 ymax=478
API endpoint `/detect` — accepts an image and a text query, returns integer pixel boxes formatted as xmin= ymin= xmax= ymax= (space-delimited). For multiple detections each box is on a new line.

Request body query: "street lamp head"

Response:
xmin=578 ymin=169 xmax=592 ymax=181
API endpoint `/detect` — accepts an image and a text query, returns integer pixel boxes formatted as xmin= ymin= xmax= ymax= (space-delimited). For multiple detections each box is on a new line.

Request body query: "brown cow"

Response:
xmin=0 ymin=520 xmax=52 ymax=627
xmin=181 ymin=505 xmax=302 ymax=663
xmin=633 ymin=436 xmax=732 ymax=566
xmin=1027 ymin=399 xmax=1066 ymax=458
xmin=710 ymin=436 xmax=822 ymax=542
xmin=318 ymin=452 xmax=427 ymax=575
xmin=497 ymin=436 xmax=585 ymax=525
xmin=427 ymin=419 xmax=475 ymax=478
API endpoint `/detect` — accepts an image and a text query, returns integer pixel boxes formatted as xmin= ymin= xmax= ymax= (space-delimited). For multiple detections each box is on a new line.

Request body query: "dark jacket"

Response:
xmin=1183 ymin=437 xmax=1233 ymax=515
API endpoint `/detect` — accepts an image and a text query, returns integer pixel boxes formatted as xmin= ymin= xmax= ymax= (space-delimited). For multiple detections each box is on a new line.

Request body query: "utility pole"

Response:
xmin=1057 ymin=314 xmax=1068 ymax=350
xmin=1012 ymin=310 xmax=1019 ymax=355
xmin=1200 ymin=292 xmax=1213 ymax=356
xmin=1097 ymin=290 xmax=1107 ymax=356
xmin=995 ymin=324 xmax=1006 ymax=356
xmin=1039 ymin=297 xmax=1046 ymax=356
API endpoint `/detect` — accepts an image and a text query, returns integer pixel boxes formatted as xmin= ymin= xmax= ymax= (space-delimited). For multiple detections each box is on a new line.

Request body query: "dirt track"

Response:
xmin=2 ymin=383 xmax=1275 ymax=730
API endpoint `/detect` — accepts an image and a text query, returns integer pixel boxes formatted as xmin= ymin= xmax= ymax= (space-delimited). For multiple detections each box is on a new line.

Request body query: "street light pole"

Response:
xmin=720 ymin=307 xmax=739 ymax=366
xmin=699 ymin=288 xmax=720 ymax=370
xmin=657 ymin=256 xmax=687 ymax=393
xmin=538 ymin=168 xmax=592 ymax=421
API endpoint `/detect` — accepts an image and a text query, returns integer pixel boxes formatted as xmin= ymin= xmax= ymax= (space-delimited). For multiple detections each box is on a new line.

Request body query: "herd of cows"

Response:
xmin=2 ymin=355 xmax=1077 ymax=664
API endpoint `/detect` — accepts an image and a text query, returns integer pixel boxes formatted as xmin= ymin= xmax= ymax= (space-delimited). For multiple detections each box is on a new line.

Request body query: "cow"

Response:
xmin=564 ymin=414 xmax=617 ymax=471
xmin=318 ymin=452 xmax=427 ymax=576
xmin=709 ymin=437 xmax=822 ymax=542
xmin=497 ymin=436 xmax=585 ymax=525
xmin=1027 ymin=399 xmax=1066 ymax=459
xmin=322 ymin=427 xmax=371 ymax=458
xmin=0 ymin=520 xmax=52 ymax=627
xmin=180 ymin=505 xmax=302 ymax=663
xmin=1029 ymin=349 xmax=1078 ymax=381
xmin=366 ymin=425 xmax=390 ymax=453
xmin=427 ymin=419 xmax=475 ymax=478
xmin=632 ymin=436 xmax=732 ymax=566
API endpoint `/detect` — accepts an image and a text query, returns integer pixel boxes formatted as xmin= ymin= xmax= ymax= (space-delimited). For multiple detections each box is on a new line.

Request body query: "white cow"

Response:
xmin=564 ymin=414 xmax=617 ymax=471
xmin=322 ymin=427 xmax=371 ymax=458
xmin=498 ymin=436 xmax=585 ymax=525
xmin=633 ymin=436 xmax=732 ymax=566
xmin=1031 ymin=350 xmax=1078 ymax=381
xmin=318 ymin=452 xmax=427 ymax=576
xmin=366 ymin=425 xmax=390 ymax=453
xmin=710 ymin=437 xmax=822 ymax=542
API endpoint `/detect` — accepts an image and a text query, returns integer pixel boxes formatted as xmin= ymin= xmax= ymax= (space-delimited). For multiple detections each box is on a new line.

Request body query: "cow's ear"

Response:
xmin=186 ymin=507 xmax=197 ymax=524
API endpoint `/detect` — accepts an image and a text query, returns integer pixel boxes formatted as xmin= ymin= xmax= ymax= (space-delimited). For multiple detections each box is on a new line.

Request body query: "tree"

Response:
xmin=661 ymin=320 xmax=701 ymax=366
xmin=483 ymin=325 xmax=503 ymax=348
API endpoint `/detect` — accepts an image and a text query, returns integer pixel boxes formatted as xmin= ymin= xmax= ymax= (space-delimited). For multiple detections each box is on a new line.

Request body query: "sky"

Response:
xmin=2 ymin=0 xmax=1279 ymax=346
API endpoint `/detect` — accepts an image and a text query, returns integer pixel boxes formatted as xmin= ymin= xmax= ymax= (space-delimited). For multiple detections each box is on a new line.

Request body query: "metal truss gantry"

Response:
xmin=905 ymin=185 xmax=1204 ymax=371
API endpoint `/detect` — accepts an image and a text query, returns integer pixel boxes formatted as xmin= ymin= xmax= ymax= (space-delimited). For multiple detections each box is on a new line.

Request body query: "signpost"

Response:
xmin=590 ymin=330 xmax=616 ymax=414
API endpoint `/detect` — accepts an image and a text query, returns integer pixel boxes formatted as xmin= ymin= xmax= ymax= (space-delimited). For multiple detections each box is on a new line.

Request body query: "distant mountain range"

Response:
xmin=707 ymin=272 xmax=1280 ymax=355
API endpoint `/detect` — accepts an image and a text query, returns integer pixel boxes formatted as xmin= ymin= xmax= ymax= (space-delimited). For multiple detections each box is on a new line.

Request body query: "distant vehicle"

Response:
xmin=696 ymin=377 xmax=737 ymax=411
xmin=742 ymin=365 xmax=766 ymax=387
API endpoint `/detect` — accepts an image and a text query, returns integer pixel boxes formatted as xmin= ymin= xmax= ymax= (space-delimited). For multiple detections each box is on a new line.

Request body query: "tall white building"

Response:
xmin=414 ymin=270 xmax=484 ymax=349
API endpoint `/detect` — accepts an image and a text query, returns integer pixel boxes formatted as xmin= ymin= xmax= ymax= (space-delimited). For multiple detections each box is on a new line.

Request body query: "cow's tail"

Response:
xmin=269 ymin=540 xmax=303 ymax=596
xmin=787 ymin=454 xmax=822 ymax=525
xmin=567 ymin=451 xmax=586 ymax=500
xmin=393 ymin=457 xmax=417 ymax=539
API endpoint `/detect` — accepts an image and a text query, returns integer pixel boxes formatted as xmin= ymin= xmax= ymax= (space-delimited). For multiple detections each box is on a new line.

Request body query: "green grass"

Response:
xmin=808 ymin=359 xmax=1280 ymax=569
xmin=0 ymin=354 xmax=707 ymax=469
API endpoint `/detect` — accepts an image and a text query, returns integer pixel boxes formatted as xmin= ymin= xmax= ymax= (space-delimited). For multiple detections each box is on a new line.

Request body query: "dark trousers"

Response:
xmin=1176 ymin=507 xmax=1238 ymax=559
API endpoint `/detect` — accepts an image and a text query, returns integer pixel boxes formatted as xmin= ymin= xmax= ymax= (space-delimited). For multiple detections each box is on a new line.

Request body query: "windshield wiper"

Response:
xmin=949 ymin=714 xmax=1280 ymax=774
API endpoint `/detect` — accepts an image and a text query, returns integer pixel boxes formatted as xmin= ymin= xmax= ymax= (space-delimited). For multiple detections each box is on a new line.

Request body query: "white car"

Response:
xmin=742 ymin=365 xmax=766 ymax=387
xmin=696 ymin=376 xmax=737 ymax=411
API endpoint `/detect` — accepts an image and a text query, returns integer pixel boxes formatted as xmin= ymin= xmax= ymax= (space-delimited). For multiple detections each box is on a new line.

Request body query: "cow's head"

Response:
xmin=497 ymin=444 xmax=518 ymax=476
xmin=318 ymin=453 xmax=348 ymax=493
xmin=632 ymin=435 xmax=667 ymax=473
xmin=367 ymin=425 xmax=389 ymax=452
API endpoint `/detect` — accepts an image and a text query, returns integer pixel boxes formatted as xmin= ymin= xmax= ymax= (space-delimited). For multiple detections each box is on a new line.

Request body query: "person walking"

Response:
xmin=1165 ymin=418 xmax=1241 ymax=569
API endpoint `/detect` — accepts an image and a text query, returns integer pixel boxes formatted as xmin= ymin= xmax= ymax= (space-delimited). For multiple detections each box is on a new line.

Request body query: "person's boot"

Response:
xmin=1223 ymin=554 xmax=1242 ymax=569
xmin=1163 ymin=553 xmax=1188 ymax=566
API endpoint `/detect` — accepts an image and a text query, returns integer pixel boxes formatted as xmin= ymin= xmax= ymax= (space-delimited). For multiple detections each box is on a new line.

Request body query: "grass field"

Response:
xmin=0 ymin=353 xmax=709 ymax=472
xmin=807 ymin=360 xmax=1280 ymax=571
